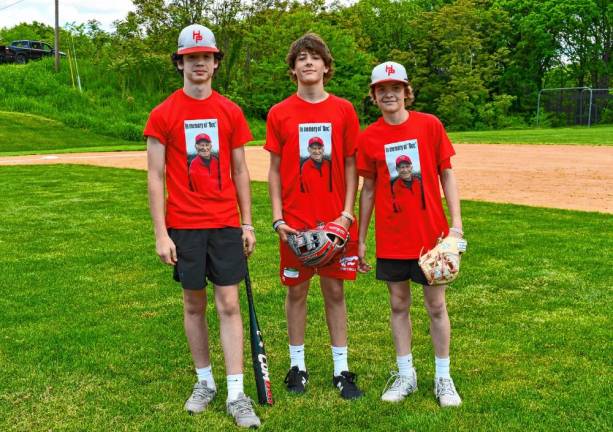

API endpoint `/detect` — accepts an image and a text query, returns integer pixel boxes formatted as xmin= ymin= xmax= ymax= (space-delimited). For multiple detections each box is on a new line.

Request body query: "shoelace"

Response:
xmin=192 ymin=384 xmax=215 ymax=402
xmin=436 ymin=378 xmax=456 ymax=397
xmin=230 ymin=396 xmax=255 ymax=416
xmin=383 ymin=372 xmax=414 ymax=393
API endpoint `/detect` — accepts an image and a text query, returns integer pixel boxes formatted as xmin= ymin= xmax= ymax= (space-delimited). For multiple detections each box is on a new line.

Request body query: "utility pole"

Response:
xmin=54 ymin=0 xmax=60 ymax=72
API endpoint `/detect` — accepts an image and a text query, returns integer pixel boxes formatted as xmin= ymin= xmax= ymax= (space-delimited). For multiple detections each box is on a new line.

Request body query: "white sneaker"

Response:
xmin=226 ymin=393 xmax=261 ymax=428
xmin=434 ymin=377 xmax=462 ymax=407
xmin=381 ymin=369 xmax=418 ymax=402
xmin=184 ymin=380 xmax=217 ymax=414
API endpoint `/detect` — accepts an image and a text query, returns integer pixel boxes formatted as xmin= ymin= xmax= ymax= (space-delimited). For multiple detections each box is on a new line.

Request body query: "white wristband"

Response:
xmin=449 ymin=227 xmax=463 ymax=236
xmin=341 ymin=211 xmax=355 ymax=223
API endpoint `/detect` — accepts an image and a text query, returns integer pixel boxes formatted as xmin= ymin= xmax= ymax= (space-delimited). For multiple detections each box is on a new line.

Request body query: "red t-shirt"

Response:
xmin=357 ymin=111 xmax=455 ymax=259
xmin=144 ymin=89 xmax=252 ymax=229
xmin=265 ymin=94 xmax=360 ymax=231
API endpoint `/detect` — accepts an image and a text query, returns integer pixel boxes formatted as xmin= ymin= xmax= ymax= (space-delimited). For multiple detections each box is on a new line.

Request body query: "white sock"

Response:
xmin=397 ymin=353 xmax=414 ymax=377
xmin=289 ymin=344 xmax=306 ymax=371
xmin=196 ymin=365 xmax=216 ymax=390
xmin=435 ymin=356 xmax=451 ymax=379
xmin=332 ymin=345 xmax=349 ymax=376
xmin=226 ymin=374 xmax=244 ymax=402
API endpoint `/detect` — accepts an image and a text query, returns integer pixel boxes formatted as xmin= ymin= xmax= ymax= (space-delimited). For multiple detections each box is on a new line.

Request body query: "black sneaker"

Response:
xmin=333 ymin=371 xmax=364 ymax=400
xmin=284 ymin=366 xmax=309 ymax=393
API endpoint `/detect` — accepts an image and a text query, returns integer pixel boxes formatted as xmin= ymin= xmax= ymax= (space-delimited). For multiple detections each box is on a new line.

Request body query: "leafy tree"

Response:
xmin=0 ymin=21 xmax=55 ymax=44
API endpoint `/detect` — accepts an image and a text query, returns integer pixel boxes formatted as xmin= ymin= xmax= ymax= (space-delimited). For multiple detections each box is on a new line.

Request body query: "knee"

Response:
xmin=287 ymin=285 xmax=308 ymax=304
xmin=390 ymin=298 xmax=410 ymax=316
xmin=323 ymin=286 xmax=345 ymax=305
xmin=425 ymin=300 xmax=447 ymax=319
xmin=183 ymin=297 xmax=205 ymax=317
xmin=216 ymin=296 xmax=240 ymax=318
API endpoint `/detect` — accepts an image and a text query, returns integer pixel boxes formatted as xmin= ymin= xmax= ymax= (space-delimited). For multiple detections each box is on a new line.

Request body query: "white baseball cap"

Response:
xmin=370 ymin=61 xmax=409 ymax=87
xmin=177 ymin=24 xmax=219 ymax=55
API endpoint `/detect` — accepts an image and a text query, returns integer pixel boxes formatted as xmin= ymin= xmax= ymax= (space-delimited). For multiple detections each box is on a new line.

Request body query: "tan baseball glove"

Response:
xmin=418 ymin=235 xmax=467 ymax=285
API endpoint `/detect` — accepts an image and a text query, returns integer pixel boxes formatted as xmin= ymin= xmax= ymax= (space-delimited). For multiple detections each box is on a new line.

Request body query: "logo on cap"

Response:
xmin=370 ymin=61 xmax=409 ymax=87
xmin=177 ymin=24 xmax=219 ymax=55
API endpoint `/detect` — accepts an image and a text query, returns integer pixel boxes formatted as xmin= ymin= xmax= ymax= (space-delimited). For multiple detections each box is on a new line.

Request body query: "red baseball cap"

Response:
xmin=308 ymin=136 xmax=324 ymax=147
xmin=396 ymin=155 xmax=412 ymax=166
xmin=195 ymin=133 xmax=211 ymax=143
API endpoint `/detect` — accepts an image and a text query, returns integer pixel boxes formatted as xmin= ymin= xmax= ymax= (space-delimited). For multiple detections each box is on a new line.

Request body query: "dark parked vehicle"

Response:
xmin=0 ymin=40 xmax=65 ymax=64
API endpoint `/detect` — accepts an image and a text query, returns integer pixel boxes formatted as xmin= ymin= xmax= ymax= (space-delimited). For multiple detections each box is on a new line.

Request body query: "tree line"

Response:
xmin=1 ymin=0 xmax=610 ymax=131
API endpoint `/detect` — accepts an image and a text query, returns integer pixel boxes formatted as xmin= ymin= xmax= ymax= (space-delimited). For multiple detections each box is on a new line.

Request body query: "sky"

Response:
xmin=0 ymin=0 xmax=358 ymax=32
xmin=0 ymin=0 xmax=135 ymax=32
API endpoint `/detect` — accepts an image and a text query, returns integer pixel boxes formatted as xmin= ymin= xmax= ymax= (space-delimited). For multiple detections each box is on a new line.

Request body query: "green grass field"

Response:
xmin=448 ymin=125 xmax=613 ymax=145
xmin=0 ymin=111 xmax=144 ymax=155
xmin=0 ymin=165 xmax=611 ymax=431
xmin=1 ymin=111 xmax=611 ymax=156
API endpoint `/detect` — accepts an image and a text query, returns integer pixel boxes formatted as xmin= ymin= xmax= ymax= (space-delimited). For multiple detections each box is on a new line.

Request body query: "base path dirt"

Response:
xmin=1 ymin=144 xmax=611 ymax=213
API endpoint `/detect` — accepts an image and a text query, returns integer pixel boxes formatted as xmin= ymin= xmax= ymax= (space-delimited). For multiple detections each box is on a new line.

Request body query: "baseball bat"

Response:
xmin=244 ymin=265 xmax=274 ymax=405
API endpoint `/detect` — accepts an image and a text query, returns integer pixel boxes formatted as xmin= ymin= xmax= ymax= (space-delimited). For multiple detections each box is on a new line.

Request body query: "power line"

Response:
xmin=0 ymin=0 xmax=27 ymax=12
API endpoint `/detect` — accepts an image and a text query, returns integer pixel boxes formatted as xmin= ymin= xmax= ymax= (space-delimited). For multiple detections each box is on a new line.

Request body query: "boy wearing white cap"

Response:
xmin=356 ymin=62 xmax=464 ymax=407
xmin=144 ymin=24 xmax=260 ymax=428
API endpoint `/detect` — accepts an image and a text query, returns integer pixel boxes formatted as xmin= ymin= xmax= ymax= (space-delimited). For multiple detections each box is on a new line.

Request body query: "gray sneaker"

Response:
xmin=226 ymin=393 xmax=261 ymax=428
xmin=184 ymin=380 xmax=217 ymax=414
xmin=381 ymin=369 xmax=418 ymax=402
xmin=434 ymin=377 xmax=462 ymax=407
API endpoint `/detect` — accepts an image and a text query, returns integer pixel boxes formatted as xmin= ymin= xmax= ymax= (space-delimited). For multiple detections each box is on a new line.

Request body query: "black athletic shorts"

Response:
xmin=376 ymin=258 xmax=429 ymax=286
xmin=168 ymin=228 xmax=246 ymax=290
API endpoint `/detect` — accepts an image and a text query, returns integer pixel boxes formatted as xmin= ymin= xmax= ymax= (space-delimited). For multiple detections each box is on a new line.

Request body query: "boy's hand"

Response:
xmin=276 ymin=223 xmax=299 ymax=243
xmin=156 ymin=234 xmax=177 ymax=265
xmin=242 ymin=228 xmax=256 ymax=257
xmin=357 ymin=242 xmax=372 ymax=273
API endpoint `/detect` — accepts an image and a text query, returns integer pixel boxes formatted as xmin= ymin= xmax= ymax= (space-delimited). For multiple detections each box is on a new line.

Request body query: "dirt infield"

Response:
xmin=1 ymin=144 xmax=611 ymax=213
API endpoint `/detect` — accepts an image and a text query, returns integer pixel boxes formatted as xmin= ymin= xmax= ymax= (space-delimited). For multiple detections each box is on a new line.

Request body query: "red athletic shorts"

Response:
xmin=278 ymin=239 xmax=359 ymax=286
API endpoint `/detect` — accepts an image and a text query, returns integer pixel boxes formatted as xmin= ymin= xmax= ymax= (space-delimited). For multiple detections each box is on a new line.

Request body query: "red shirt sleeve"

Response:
xmin=435 ymin=117 xmax=455 ymax=172
xmin=438 ymin=157 xmax=452 ymax=173
xmin=343 ymin=102 xmax=360 ymax=157
xmin=264 ymin=108 xmax=281 ymax=155
xmin=230 ymin=105 xmax=253 ymax=149
xmin=356 ymin=133 xmax=376 ymax=179
xmin=143 ymin=106 xmax=168 ymax=145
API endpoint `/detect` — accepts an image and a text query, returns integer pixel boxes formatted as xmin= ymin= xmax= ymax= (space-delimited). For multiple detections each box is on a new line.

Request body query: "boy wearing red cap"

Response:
xmin=357 ymin=61 xmax=464 ymax=407
xmin=265 ymin=33 xmax=363 ymax=399
xmin=144 ymin=24 xmax=260 ymax=428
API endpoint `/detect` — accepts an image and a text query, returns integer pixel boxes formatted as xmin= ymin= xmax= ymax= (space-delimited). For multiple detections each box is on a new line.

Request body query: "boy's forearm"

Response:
xmin=441 ymin=169 xmax=462 ymax=229
xmin=234 ymin=170 xmax=252 ymax=225
xmin=344 ymin=156 xmax=358 ymax=214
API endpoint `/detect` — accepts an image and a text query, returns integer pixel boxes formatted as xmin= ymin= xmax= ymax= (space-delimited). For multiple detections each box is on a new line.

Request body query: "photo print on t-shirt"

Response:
xmin=184 ymin=119 xmax=221 ymax=192
xmin=298 ymin=122 xmax=332 ymax=193
xmin=385 ymin=139 xmax=423 ymax=212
